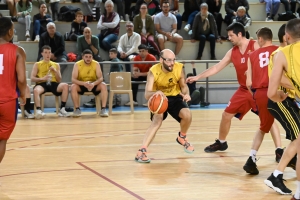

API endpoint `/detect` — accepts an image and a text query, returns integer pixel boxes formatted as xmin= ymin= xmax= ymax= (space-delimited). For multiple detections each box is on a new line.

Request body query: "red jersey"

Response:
xmin=0 ymin=43 xmax=18 ymax=103
xmin=133 ymin=54 xmax=156 ymax=73
xmin=250 ymin=45 xmax=278 ymax=89
xmin=231 ymin=40 xmax=256 ymax=88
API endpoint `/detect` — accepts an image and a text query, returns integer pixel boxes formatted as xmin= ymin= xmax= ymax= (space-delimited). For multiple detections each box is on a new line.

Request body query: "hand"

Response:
xmin=19 ymin=95 xmax=26 ymax=106
xmin=180 ymin=93 xmax=191 ymax=102
xmin=88 ymin=82 xmax=94 ymax=91
xmin=17 ymin=12 xmax=22 ymax=16
xmin=83 ymin=82 xmax=90 ymax=89
xmin=191 ymin=39 xmax=196 ymax=43
xmin=165 ymin=32 xmax=172 ymax=39
xmin=246 ymin=79 xmax=252 ymax=95
xmin=121 ymin=52 xmax=127 ymax=58
xmin=233 ymin=12 xmax=237 ymax=16
xmin=50 ymin=53 xmax=55 ymax=60
xmin=86 ymin=38 xmax=92 ymax=45
xmin=49 ymin=66 xmax=57 ymax=72
xmin=186 ymin=76 xmax=198 ymax=84
xmin=132 ymin=72 xmax=140 ymax=78
xmin=150 ymin=91 xmax=167 ymax=101
xmin=43 ymin=74 xmax=51 ymax=81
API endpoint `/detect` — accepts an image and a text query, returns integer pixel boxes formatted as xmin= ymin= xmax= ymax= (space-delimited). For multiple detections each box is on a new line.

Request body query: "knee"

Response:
xmin=222 ymin=111 xmax=233 ymax=121
xmin=141 ymin=37 xmax=147 ymax=44
xmin=199 ymin=35 xmax=206 ymax=41
xmin=34 ymin=20 xmax=40 ymax=25
xmin=180 ymin=109 xmax=192 ymax=121
xmin=209 ymin=34 xmax=216 ymax=40
xmin=70 ymin=84 xmax=77 ymax=92
xmin=63 ymin=83 xmax=69 ymax=91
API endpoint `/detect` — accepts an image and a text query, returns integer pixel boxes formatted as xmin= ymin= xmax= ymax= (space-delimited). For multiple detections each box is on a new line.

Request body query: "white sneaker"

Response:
xmin=142 ymin=103 xmax=148 ymax=107
xmin=58 ymin=107 xmax=71 ymax=117
xmin=73 ymin=108 xmax=81 ymax=117
xmin=25 ymin=30 xmax=30 ymax=37
xmin=34 ymin=35 xmax=40 ymax=42
xmin=125 ymin=101 xmax=138 ymax=106
xmin=188 ymin=30 xmax=192 ymax=35
xmin=18 ymin=109 xmax=21 ymax=113
xmin=26 ymin=38 xmax=31 ymax=41
xmin=120 ymin=16 xmax=124 ymax=22
xmin=99 ymin=108 xmax=109 ymax=117
xmin=295 ymin=12 xmax=299 ymax=18
xmin=125 ymin=14 xmax=129 ymax=21
xmin=35 ymin=110 xmax=45 ymax=119
xmin=184 ymin=24 xmax=190 ymax=32
xmin=24 ymin=110 xmax=35 ymax=119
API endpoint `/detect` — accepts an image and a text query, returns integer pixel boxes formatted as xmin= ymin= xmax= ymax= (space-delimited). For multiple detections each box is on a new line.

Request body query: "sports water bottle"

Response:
xmin=46 ymin=72 xmax=52 ymax=86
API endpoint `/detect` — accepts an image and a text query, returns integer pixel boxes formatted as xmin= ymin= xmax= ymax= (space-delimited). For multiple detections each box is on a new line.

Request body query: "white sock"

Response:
xmin=219 ymin=140 xmax=226 ymax=143
xmin=294 ymin=181 xmax=300 ymax=199
xmin=250 ymin=149 xmax=257 ymax=162
xmin=272 ymin=170 xmax=283 ymax=177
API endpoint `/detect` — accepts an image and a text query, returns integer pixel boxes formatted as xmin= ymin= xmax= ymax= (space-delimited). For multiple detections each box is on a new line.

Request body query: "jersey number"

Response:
xmin=259 ymin=52 xmax=270 ymax=68
xmin=0 ymin=54 xmax=3 ymax=74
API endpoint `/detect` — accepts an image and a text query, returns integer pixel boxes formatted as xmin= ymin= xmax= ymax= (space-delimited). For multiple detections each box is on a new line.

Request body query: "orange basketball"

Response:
xmin=148 ymin=94 xmax=168 ymax=114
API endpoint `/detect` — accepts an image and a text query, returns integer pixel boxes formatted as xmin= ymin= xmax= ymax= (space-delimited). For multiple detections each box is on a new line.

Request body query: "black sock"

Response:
xmin=76 ymin=107 xmax=80 ymax=110
xmin=61 ymin=101 xmax=66 ymax=109
xmin=37 ymin=107 xmax=41 ymax=110
xmin=25 ymin=98 xmax=31 ymax=112
xmin=101 ymin=107 xmax=105 ymax=110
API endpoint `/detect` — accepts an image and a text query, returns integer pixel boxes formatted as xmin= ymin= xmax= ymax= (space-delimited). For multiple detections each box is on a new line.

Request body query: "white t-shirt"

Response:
xmin=142 ymin=19 xmax=147 ymax=34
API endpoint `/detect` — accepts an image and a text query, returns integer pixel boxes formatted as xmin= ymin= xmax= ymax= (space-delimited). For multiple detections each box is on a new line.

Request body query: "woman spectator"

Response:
xmin=32 ymin=3 xmax=52 ymax=42
xmin=160 ymin=0 xmax=182 ymax=30
xmin=97 ymin=0 xmax=120 ymax=52
xmin=16 ymin=0 xmax=32 ymax=41
xmin=134 ymin=0 xmax=161 ymax=17
xmin=134 ymin=3 xmax=160 ymax=55
xmin=182 ymin=0 xmax=200 ymax=32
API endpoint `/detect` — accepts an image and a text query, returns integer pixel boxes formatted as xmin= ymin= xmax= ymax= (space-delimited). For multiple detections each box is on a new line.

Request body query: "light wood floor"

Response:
xmin=0 ymin=109 xmax=295 ymax=200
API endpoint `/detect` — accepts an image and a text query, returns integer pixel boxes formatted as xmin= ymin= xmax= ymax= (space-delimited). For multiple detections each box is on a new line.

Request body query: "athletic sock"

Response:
xmin=273 ymin=170 xmax=283 ymax=177
xmin=61 ymin=101 xmax=66 ymax=109
xmin=250 ymin=149 xmax=257 ymax=162
xmin=294 ymin=181 xmax=300 ymax=199
xmin=36 ymin=107 xmax=41 ymax=110
xmin=24 ymin=98 xmax=31 ymax=113
xmin=219 ymin=140 xmax=226 ymax=143
xmin=180 ymin=132 xmax=186 ymax=137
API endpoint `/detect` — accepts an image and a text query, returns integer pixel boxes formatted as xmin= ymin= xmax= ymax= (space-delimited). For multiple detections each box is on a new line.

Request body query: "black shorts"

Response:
xmin=34 ymin=82 xmax=62 ymax=96
xmin=150 ymin=94 xmax=189 ymax=122
xmin=78 ymin=85 xmax=100 ymax=96
xmin=267 ymin=97 xmax=300 ymax=141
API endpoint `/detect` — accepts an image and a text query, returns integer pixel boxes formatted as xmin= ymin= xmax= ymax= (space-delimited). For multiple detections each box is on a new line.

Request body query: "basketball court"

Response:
xmin=0 ymin=105 xmax=295 ymax=199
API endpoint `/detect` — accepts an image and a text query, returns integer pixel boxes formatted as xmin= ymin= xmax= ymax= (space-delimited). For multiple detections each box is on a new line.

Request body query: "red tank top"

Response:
xmin=231 ymin=40 xmax=256 ymax=88
xmin=250 ymin=45 xmax=278 ymax=89
xmin=0 ymin=43 xmax=18 ymax=103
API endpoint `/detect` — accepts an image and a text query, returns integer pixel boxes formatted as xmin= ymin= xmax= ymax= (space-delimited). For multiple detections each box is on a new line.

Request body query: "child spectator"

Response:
xmin=109 ymin=48 xmax=123 ymax=107
xmin=69 ymin=11 xmax=88 ymax=41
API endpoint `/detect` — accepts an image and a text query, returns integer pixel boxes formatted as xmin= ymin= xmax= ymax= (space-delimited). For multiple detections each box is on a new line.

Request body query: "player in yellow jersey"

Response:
xmin=70 ymin=49 xmax=108 ymax=117
xmin=135 ymin=49 xmax=194 ymax=163
xmin=268 ymin=19 xmax=300 ymax=200
xmin=31 ymin=45 xmax=70 ymax=119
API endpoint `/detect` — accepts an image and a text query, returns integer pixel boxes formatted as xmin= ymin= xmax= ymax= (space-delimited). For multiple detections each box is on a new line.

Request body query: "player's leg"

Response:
xmin=0 ymin=140 xmax=7 ymax=163
xmin=56 ymin=83 xmax=70 ymax=117
xmin=33 ymin=84 xmax=46 ymax=119
xmin=24 ymin=84 xmax=34 ymax=118
xmin=270 ymin=122 xmax=284 ymax=162
xmin=71 ymin=84 xmax=84 ymax=116
xmin=95 ymin=82 xmax=109 ymax=117
xmin=292 ymin=138 xmax=300 ymax=199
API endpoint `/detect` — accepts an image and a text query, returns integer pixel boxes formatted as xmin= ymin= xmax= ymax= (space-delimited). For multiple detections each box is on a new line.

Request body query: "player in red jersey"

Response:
xmin=243 ymin=27 xmax=279 ymax=175
xmin=186 ymin=22 xmax=282 ymax=159
xmin=0 ymin=17 xmax=27 ymax=163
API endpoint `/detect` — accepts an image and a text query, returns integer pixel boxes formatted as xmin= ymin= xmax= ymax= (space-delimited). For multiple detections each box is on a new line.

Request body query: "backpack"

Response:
xmin=278 ymin=11 xmax=297 ymax=21
xmin=58 ymin=6 xmax=81 ymax=22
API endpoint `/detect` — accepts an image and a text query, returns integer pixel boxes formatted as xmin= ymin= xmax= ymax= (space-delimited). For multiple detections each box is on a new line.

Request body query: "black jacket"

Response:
xmin=225 ymin=0 xmax=249 ymax=14
xmin=37 ymin=31 xmax=67 ymax=61
xmin=191 ymin=12 xmax=219 ymax=39
xmin=200 ymin=0 xmax=222 ymax=14
xmin=32 ymin=13 xmax=52 ymax=41
xmin=182 ymin=0 xmax=201 ymax=21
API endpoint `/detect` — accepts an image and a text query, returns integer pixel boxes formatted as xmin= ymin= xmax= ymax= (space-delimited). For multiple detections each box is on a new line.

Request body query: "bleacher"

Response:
xmin=0 ymin=0 xmax=288 ymax=105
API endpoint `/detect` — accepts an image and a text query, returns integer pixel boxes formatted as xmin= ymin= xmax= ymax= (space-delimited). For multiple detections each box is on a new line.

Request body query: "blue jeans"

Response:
xmin=98 ymin=33 xmax=118 ymax=51
xmin=197 ymin=34 xmax=216 ymax=58
xmin=34 ymin=19 xmax=52 ymax=36
xmin=187 ymin=11 xmax=198 ymax=26
xmin=174 ymin=13 xmax=182 ymax=30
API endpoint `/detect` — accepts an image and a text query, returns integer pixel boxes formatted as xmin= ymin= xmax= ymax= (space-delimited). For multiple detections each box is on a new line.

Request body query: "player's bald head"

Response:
xmin=160 ymin=49 xmax=175 ymax=58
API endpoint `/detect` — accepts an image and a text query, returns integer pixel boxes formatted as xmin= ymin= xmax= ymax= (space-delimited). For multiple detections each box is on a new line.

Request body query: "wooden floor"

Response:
xmin=0 ymin=108 xmax=295 ymax=200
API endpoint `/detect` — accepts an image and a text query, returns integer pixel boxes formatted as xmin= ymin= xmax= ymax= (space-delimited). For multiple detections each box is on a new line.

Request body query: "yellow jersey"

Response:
xmin=281 ymin=42 xmax=300 ymax=98
xmin=36 ymin=60 xmax=59 ymax=84
xmin=76 ymin=60 xmax=98 ymax=82
xmin=150 ymin=62 xmax=183 ymax=96
xmin=268 ymin=46 xmax=295 ymax=98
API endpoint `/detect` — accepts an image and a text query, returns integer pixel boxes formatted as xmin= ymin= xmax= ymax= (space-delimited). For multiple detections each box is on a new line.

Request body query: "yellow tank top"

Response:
xmin=150 ymin=62 xmax=182 ymax=96
xmin=77 ymin=60 xmax=98 ymax=82
xmin=281 ymin=42 xmax=300 ymax=98
xmin=268 ymin=47 xmax=295 ymax=98
xmin=36 ymin=60 xmax=58 ymax=84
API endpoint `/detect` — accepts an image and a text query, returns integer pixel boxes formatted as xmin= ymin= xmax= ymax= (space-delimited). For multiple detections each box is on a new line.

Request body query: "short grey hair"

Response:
xmin=46 ymin=22 xmax=56 ymax=29
xmin=200 ymin=3 xmax=208 ymax=9
xmin=105 ymin=0 xmax=114 ymax=7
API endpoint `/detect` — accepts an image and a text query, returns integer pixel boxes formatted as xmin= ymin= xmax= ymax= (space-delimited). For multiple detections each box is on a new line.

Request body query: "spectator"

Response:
xmin=80 ymin=0 xmax=101 ymax=19
xmin=37 ymin=22 xmax=67 ymax=67
xmin=191 ymin=3 xmax=220 ymax=60
xmin=49 ymin=0 xmax=60 ymax=21
xmin=77 ymin=27 xmax=103 ymax=64
xmin=16 ymin=0 xmax=32 ymax=41
xmin=160 ymin=0 xmax=182 ymax=30
xmin=200 ymin=0 xmax=222 ymax=36
xmin=102 ymin=0 xmax=125 ymax=21
xmin=117 ymin=21 xmax=141 ymax=72
xmin=232 ymin=6 xmax=251 ymax=39
xmin=109 ymin=48 xmax=123 ymax=107
xmin=71 ymin=49 xmax=109 ymax=117
xmin=134 ymin=0 xmax=161 ymax=17
xmin=133 ymin=3 xmax=160 ymax=56
xmin=182 ymin=0 xmax=200 ymax=32
xmin=280 ymin=0 xmax=297 ymax=17
xmin=259 ymin=0 xmax=280 ymax=21
xmin=6 ymin=0 xmax=16 ymax=18
xmin=97 ymin=0 xmax=120 ymax=52
xmin=224 ymin=0 xmax=249 ymax=26
xmin=125 ymin=44 xmax=156 ymax=106
xmin=186 ymin=64 xmax=210 ymax=107
xmin=155 ymin=1 xmax=183 ymax=58
xmin=32 ymin=3 xmax=52 ymax=42
xmin=31 ymin=45 xmax=70 ymax=119
xmin=68 ymin=11 xmax=87 ymax=41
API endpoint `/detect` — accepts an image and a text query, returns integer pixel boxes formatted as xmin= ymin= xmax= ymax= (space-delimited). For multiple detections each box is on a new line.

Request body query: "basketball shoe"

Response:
xmin=135 ymin=148 xmax=151 ymax=163
xmin=204 ymin=139 xmax=228 ymax=153
xmin=243 ymin=156 xmax=259 ymax=175
xmin=264 ymin=173 xmax=292 ymax=195
xmin=291 ymin=196 xmax=300 ymax=200
xmin=275 ymin=148 xmax=284 ymax=163
xmin=176 ymin=132 xmax=194 ymax=153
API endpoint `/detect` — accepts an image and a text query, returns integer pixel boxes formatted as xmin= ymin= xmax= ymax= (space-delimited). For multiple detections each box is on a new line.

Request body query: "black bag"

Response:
xmin=58 ymin=6 xmax=81 ymax=22
xmin=278 ymin=11 xmax=296 ymax=21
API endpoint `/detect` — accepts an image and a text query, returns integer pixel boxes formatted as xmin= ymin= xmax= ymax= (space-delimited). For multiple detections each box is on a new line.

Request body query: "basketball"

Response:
xmin=148 ymin=94 xmax=168 ymax=114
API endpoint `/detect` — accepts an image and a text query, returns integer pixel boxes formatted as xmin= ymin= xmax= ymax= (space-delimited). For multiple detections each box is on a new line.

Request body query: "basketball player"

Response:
xmin=267 ymin=19 xmax=300 ymax=199
xmin=70 ymin=49 xmax=109 ymax=117
xmin=31 ymin=45 xmax=70 ymax=119
xmin=244 ymin=27 xmax=279 ymax=175
xmin=0 ymin=17 xmax=27 ymax=163
xmin=135 ymin=49 xmax=193 ymax=163
xmin=186 ymin=22 xmax=282 ymax=159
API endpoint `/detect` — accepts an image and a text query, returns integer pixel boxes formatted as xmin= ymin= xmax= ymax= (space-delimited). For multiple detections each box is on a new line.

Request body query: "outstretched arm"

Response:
xmin=246 ymin=58 xmax=252 ymax=94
